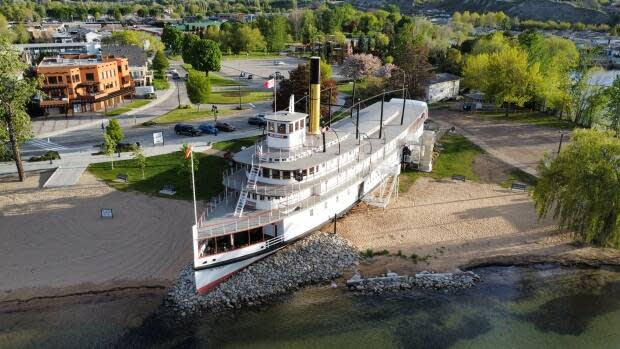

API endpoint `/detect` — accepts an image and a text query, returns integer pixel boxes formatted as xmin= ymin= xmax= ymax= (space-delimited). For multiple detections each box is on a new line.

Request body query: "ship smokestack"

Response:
xmin=308 ymin=56 xmax=321 ymax=135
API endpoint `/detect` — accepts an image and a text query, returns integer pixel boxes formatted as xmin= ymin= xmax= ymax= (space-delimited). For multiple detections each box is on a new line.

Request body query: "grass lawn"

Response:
xmin=153 ymin=106 xmax=238 ymax=124
xmin=399 ymin=133 xmax=484 ymax=192
xmin=153 ymin=78 xmax=170 ymax=90
xmin=501 ymin=168 xmax=539 ymax=189
xmin=475 ymin=111 xmax=574 ymax=129
xmin=210 ymin=73 xmax=242 ymax=87
xmin=209 ymin=90 xmax=272 ymax=104
xmin=222 ymin=53 xmax=282 ymax=60
xmin=105 ymin=100 xmax=151 ymax=116
xmin=88 ymin=151 xmax=227 ymax=201
xmin=212 ymin=136 xmax=260 ymax=153
xmin=337 ymin=80 xmax=368 ymax=95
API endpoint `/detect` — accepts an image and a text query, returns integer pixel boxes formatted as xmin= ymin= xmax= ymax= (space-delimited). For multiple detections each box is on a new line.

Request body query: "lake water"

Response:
xmin=2 ymin=265 xmax=620 ymax=349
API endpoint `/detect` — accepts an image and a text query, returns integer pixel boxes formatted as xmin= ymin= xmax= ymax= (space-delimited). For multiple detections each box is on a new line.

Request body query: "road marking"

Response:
xmin=27 ymin=139 xmax=69 ymax=151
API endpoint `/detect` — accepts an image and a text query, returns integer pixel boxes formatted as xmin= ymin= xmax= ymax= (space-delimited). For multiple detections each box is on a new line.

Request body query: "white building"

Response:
xmin=425 ymin=73 xmax=460 ymax=103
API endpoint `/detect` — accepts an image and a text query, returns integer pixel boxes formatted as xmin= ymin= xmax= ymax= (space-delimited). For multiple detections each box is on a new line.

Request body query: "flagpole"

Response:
xmin=190 ymin=149 xmax=198 ymax=227
xmin=274 ymin=74 xmax=277 ymax=115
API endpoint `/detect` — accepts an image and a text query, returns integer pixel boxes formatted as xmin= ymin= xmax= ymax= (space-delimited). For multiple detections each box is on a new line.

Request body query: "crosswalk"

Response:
xmin=27 ymin=139 xmax=69 ymax=151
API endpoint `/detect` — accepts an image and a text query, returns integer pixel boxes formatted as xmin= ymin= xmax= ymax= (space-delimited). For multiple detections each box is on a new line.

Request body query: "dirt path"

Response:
xmin=430 ymin=108 xmax=562 ymax=175
xmin=0 ymin=173 xmax=193 ymax=301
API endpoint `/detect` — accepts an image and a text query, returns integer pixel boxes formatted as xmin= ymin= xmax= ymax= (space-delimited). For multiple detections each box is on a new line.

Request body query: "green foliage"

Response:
xmin=258 ymin=15 xmax=288 ymax=52
xmin=152 ymin=50 xmax=169 ymax=73
xmin=132 ymin=146 xmax=147 ymax=179
xmin=103 ymin=30 xmax=163 ymax=54
xmin=105 ymin=99 xmax=150 ymax=117
xmin=161 ymin=25 xmax=183 ymax=54
xmin=182 ymin=35 xmax=222 ymax=75
xmin=533 ymin=129 xmax=620 ymax=247
xmin=186 ymin=69 xmax=211 ymax=109
xmin=102 ymin=133 xmax=116 ymax=169
xmin=105 ymin=119 xmax=124 ymax=146
xmin=604 ymin=76 xmax=620 ymax=136
xmin=29 ymin=150 xmax=60 ymax=162
xmin=179 ymin=144 xmax=199 ymax=176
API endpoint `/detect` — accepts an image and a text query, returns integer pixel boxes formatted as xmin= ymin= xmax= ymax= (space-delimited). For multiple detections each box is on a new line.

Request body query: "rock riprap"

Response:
xmin=167 ymin=232 xmax=358 ymax=315
xmin=346 ymin=270 xmax=481 ymax=294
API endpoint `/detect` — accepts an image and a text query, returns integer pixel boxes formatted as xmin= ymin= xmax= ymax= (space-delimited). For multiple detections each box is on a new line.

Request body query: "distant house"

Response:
xmin=101 ymin=45 xmax=153 ymax=91
xmin=425 ymin=73 xmax=460 ymax=103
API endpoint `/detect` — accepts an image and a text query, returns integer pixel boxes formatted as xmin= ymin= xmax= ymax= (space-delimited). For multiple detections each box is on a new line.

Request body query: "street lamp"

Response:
xmin=212 ymin=105 xmax=219 ymax=123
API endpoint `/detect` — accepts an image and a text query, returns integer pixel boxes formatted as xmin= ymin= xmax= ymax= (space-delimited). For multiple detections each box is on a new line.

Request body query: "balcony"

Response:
xmin=40 ymin=99 xmax=69 ymax=107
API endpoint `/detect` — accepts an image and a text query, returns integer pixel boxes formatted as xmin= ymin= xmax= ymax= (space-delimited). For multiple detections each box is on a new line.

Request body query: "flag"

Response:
xmin=263 ymin=78 xmax=275 ymax=89
xmin=184 ymin=145 xmax=193 ymax=159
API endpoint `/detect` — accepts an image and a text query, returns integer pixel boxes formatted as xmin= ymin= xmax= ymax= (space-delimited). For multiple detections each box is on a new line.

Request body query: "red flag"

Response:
xmin=263 ymin=79 xmax=275 ymax=89
xmin=184 ymin=145 xmax=193 ymax=159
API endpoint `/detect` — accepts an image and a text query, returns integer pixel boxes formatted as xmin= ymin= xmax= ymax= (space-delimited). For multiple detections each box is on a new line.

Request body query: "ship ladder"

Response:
xmin=234 ymin=157 xmax=261 ymax=217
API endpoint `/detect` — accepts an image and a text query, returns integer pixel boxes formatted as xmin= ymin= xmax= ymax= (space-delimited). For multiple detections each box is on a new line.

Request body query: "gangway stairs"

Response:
xmin=363 ymin=164 xmax=400 ymax=209
xmin=234 ymin=157 xmax=261 ymax=217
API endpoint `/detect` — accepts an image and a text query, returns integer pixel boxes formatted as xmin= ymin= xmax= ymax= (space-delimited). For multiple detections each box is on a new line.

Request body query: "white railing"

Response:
xmin=265 ymin=235 xmax=285 ymax=248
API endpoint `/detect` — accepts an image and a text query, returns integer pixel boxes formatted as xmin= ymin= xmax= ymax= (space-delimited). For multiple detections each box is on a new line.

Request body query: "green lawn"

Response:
xmin=210 ymin=73 xmax=242 ymax=87
xmin=153 ymin=105 xmax=238 ymax=124
xmin=105 ymin=100 xmax=151 ymax=116
xmin=222 ymin=53 xmax=282 ymax=60
xmin=337 ymin=80 xmax=368 ymax=95
xmin=501 ymin=168 xmax=539 ymax=189
xmin=153 ymin=78 xmax=169 ymax=90
xmin=88 ymin=151 xmax=227 ymax=201
xmin=475 ymin=111 xmax=575 ymax=129
xmin=399 ymin=133 xmax=484 ymax=192
xmin=209 ymin=90 xmax=272 ymax=104
xmin=212 ymin=136 xmax=260 ymax=153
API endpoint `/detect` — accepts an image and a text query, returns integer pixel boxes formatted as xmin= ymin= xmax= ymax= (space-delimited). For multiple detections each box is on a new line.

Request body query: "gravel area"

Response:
xmin=166 ymin=232 xmax=359 ymax=315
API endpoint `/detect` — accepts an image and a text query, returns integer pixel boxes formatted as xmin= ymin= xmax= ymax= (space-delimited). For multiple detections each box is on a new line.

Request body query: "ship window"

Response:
xmin=302 ymin=169 xmax=307 ymax=176
xmin=309 ymin=167 xmax=314 ymax=175
xmin=301 ymin=119 xmax=305 ymax=128
xmin=283 ymin=170 xmax=291 ymax=179
xmin=262 ymin=168 xmax=269 ymax=177
xmin=295 ymin=121 xmax=300 ymax=131
xmin=277 ymin=123 xmax=286 ymax=134
xmin=289 ymin=123 xmax=294 ymax=133
xmin=310 ymin=209 xmax=313 ymax=216
xmin=273 ymin=170 xmax=281 ymax=179
xmin=268 ymin=122 xmax=275 ymax=132
xmin=259 ymin=195 xmax=264 ymax=200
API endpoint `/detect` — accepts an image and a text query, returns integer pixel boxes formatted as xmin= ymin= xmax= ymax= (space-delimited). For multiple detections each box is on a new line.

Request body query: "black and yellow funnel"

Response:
xmin=308 ymin=56 xmax=321 ymax=135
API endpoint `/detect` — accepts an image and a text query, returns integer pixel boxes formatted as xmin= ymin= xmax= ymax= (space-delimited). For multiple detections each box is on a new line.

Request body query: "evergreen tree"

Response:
xmin=152 ymin=50 xmax=169 ymax=73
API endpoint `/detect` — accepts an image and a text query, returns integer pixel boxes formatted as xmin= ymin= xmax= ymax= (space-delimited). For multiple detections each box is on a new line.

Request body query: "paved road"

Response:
xmin=430 ymin=108 xmax=565 ymax=175
xmin=219 ymin=57 xmax=306 ymax=89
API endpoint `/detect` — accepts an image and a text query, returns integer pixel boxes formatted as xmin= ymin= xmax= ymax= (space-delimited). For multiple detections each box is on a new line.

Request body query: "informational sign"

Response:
xmin=153 ymin=131 xmax=164 ymax=145
xmin=101 ymin=208 xmax=113 ymax=219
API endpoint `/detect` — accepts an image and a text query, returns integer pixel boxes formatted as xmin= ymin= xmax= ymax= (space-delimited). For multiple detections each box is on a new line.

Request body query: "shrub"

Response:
xmin=29 ymin=150 xmax=60 ymax=162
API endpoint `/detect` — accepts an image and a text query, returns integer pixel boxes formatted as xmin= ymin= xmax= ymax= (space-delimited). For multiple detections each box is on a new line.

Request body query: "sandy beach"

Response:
xmin=337 ymin=176 xmax=581 ymax=275
xmin=0 ymin=172 xmax=193 ymax=302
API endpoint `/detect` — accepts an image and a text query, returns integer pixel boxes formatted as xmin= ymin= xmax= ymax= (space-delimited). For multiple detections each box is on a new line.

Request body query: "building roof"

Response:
xmin=429 ymin=73 xmax=460 ymax=85
xmin=101 ymin=44 xmax=147 ymax=67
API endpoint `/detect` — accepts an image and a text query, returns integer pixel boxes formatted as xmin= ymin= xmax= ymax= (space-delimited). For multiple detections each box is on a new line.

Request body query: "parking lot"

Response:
xmin=219 ymin=56 xmax=306 ymax=89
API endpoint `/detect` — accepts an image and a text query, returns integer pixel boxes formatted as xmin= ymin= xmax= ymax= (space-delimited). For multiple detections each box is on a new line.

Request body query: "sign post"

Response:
xmin=153 ymin=131 xmax=164 ymax=146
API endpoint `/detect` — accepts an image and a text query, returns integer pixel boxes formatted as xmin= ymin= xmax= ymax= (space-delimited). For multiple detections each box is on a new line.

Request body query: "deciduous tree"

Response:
xmin=533 ymin=129 xmax=620 ymax=247
xmin=186 ymin=69 xmax=211 ymax=111
xmin=275 ymin=61 xmax=337 ymax=118
xmin=341 ymin=53 xmax=382 ymax=80
xmin=152 ymin=50 xmax=169 ymax=74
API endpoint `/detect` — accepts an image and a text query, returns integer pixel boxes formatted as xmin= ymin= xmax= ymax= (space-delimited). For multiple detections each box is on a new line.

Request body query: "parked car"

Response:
xmin=255 ymin=113 xmax=266 ymax=118
xmin=198 ymin=123 xmax=218 ymax=135
xmin=247 ymin=74 xmax=253 ymax=80
xmin=174 ymin=124 xmax=202 ymax=136
xmin=215 ymin=122 xmax=236 ymax=132
xmin=248 ymin=116 xmax=267 ymax=126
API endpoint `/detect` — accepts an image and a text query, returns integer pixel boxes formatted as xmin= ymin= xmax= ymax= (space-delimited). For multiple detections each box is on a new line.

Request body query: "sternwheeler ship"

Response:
xmin=192 ymin=57 xmax=435 ymax=293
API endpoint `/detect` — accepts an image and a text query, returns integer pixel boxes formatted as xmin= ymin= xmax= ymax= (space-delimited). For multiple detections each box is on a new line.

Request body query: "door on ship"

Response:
xmin=358 ymin=181 xmax=365 ymax=199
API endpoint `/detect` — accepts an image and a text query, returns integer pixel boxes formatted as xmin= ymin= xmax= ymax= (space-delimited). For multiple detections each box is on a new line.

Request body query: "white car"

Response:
xmin=274 ymin=61 xmax=285 ymax=65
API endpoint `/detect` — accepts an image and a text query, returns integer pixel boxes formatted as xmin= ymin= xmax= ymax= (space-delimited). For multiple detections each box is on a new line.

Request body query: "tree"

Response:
xmin=103 ymin=30 xmax=164 ymax=53
xmin=102 ymin=132 xmax=116 ymax=170
xmin=12 ymin=23 xmax=29 ymax=44
xmin=233 ymin=26 xmax=266 ymax=53
xmin=341 ymin=53 xmax=382 ymax=80
xmin=186 ymin=69 xmax=211 ymax=111
xmin=161 ymin=25 xmax=183 ymax=54
xmin=152 ymin=50 xmax=169 ymax=74
xmin=183 ymin=36 xmax=221 ymax=76
xmin=392 ymin=43 xmax=434 ymax=99
xmin=262 ymin=15 xmax=288 ymax=52
xmin=132 ymin=146 xmax=146 ymax=179
xmin=0 ymin=39 xmax=39 ymax=181
xmin=463 ymin=47 xmax=542 ymax=116
xmin=275 ymin=61 xmax=338 ymax=118
xmin=105 ymin=118 xmax=124 ymax=147
xmin=533 ymin=129 xmax=620 ymax=247
xmin=604 ymin=76 xmax=620 ymax=136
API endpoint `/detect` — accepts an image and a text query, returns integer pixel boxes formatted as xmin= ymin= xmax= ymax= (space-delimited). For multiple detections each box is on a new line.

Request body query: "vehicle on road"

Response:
xmin=274 ymin=61 xmax=285 ymax=65
xmin=248 ymin=116 xmax=267 ymax=126
xmin=215 ymin=122 xmax=236 ymax=132
xmin=247 ymin=74 xmax=253 ymax=80
xmin=198 ymin=124 xmax=219 ymax=135
xmin=174 ymin=124 xmax=202 ymax=136
xmin=255 ymin=113 xmax=266 ymax=118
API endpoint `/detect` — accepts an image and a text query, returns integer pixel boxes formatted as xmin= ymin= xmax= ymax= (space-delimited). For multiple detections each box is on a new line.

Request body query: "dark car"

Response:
xmin=215 ymin=122 xmax=236 ymax=132
xmin=174 ymin=123 xmax=202 ymax=136
xmin=198 ymin=123 xmax=218 ymax=135
xmin=247 ymin=74 xmax=253 ymax=80
xmin=248 ymin=117 xmax=267 ymax=126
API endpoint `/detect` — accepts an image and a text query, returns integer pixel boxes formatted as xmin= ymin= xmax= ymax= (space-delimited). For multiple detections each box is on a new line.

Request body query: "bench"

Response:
xmin=511 ymin=183 xmax=527 ymax=191
xmin=452 ymin=174 xmax=466 ymax=182
xmin=115 ymin=173 xmax=128 ymax=183
xmin=159 ymin=184 xmax=176 ymax=196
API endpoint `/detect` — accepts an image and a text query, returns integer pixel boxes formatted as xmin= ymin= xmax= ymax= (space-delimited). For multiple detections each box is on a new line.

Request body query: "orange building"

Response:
xmin=36 ymin=54 xmax=135 ymax=114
